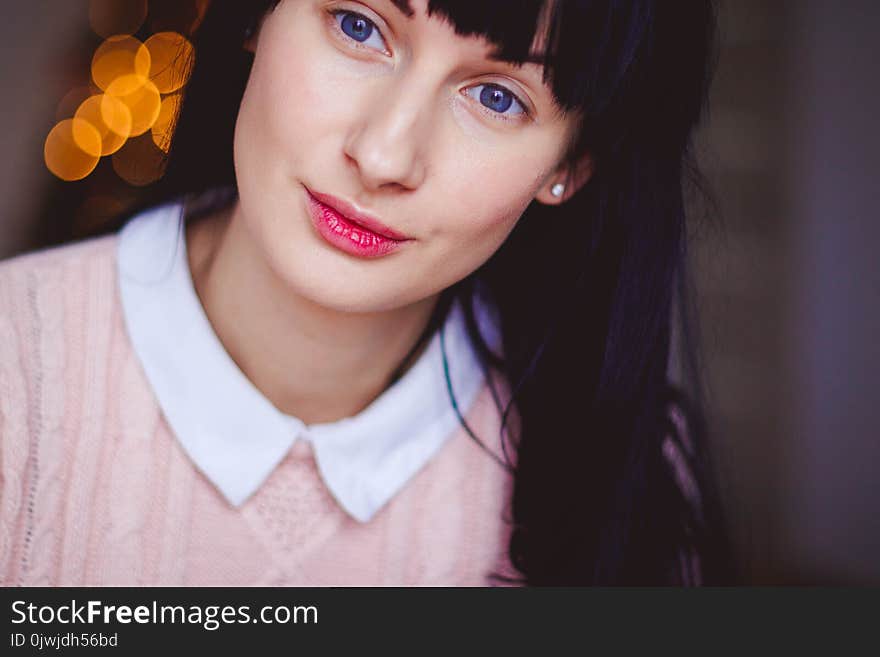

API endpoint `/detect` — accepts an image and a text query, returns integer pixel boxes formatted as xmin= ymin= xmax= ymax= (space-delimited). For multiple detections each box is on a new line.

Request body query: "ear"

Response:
xmin=534 ymin=153 xmax=594 ymax=205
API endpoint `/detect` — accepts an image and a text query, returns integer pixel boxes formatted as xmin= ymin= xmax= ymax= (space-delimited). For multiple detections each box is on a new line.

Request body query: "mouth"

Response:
xmin=304 ymin=186 xmax=412 ymax=259
xmin=304 ymin=187 xmax=411 ymax=241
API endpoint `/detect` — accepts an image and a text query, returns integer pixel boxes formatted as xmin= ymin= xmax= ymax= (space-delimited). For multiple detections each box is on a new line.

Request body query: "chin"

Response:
xmin=274 ymin=263 xmax=416 ymax=315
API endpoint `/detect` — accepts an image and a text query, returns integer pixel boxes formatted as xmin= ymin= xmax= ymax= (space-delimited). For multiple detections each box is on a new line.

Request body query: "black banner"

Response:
xmin=1 ymin=587 xmax=875 ymax=652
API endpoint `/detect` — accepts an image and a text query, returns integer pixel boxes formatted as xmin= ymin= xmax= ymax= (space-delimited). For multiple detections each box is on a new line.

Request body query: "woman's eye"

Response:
xmin=465 ymin=84 xmax=528 ymax=121
xmin=332 ymin=10 xmax=389 ymax=53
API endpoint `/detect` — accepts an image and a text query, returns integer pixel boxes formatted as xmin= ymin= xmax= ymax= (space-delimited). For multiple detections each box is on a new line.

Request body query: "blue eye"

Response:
xmin=333 ymin=10 xmax=388 ymax=52
xmin=465 ymin=84 xmax=528 ymax=120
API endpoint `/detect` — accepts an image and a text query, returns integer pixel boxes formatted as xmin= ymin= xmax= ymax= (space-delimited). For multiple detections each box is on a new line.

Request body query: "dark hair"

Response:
xmin=120 ymin=0 xmax=737 ymax=585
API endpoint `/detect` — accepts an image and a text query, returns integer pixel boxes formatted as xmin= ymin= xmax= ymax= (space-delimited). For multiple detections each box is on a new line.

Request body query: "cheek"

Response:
xmin=417 ymin=138 xmax=560 ymax=288
xmin=236 ymin=12 xmax=354 ymax=173
xmin=434 ymin=107 xmax=559 ymax=241
xmin=412 ymin=176 xmax=532 ymax=290
xmin=435 ymin=152 xmax=549 ymax=249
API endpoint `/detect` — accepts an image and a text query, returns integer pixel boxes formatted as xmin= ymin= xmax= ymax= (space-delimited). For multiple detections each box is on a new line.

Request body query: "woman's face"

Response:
xmin=233 ymin=0 xmax=583 ymax=312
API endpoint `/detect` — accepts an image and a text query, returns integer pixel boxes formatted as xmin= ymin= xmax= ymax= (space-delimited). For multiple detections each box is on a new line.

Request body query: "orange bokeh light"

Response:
xmin=91 ymin=35 xmax=151 ymax=92
xmin=105 ymin=76 xmax=162 ymax=137
xmin=152 ymin=94 xmax=183 ymax=153
xmin=44 ymin=119 xmax=102 ymax=181
xmin=112 ymin=134 xmax=167 ymax=186
xmin=55 ymin=86 xmax=98 ymax=122
xmin=149 ymin=0 xmax=211 ymax=36
xmin=191 ymin=0 xmax=211 ymax=34
xmin=50 ymin=6 xmax=203 ymax=183
xmin=89 ymin=0 xmax=148 ymax=39
xmin=74 ymin=95 xmax=132 ymax=156
xmin=144 ymin=32 xmax=195 ymax=94
xmin=99 ymin=93 xmax=135 ymax=139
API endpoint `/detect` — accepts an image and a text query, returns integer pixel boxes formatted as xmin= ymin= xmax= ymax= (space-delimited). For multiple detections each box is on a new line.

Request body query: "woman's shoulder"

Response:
xmin=0 ymin=232 xmax=118 ymax=291
xmin=1 ymin=232 xmax=120 ymax=313
xmin=0 ymin=232 xmax=122 ymax=380
xmin=0 ymin=233 xmax=119 ymax=354
xmin=0 ymin=200 xmax=184 ymax=300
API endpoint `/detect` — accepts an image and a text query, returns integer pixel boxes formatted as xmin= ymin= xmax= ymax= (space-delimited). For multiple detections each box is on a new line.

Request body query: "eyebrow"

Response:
xmin=387 ymin=0 xmax=547 ymax=66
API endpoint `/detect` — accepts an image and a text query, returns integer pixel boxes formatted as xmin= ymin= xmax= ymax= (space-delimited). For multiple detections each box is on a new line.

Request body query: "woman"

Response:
xmin=0 ymin=0 xmax=735 ymax=585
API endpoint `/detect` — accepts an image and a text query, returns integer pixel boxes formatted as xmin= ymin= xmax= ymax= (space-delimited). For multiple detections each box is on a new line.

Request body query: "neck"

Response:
xmin=185 ymin=201 xmax=439 ymax=425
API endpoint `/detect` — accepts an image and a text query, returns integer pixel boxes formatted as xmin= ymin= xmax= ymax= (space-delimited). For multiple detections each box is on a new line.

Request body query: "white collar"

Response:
xmin=116 ymin=202 xmax=501 ymax=522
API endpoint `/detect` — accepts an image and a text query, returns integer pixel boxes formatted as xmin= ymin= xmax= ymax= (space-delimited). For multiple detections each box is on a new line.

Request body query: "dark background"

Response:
xmin=1 ymin=1 xmax=877 ymax=584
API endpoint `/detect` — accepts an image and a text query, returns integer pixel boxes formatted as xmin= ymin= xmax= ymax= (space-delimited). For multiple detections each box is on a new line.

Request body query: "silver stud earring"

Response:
xmin=550 ymin=183 xmax=565 ymax=198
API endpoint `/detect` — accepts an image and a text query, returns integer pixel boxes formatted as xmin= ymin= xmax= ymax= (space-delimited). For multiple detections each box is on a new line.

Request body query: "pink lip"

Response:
xmin=305 ymin=187 xmax=411 ymax=259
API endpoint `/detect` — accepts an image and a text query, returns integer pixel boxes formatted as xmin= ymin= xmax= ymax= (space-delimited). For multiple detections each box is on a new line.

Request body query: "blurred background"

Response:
xmin=0 ymin=1 xmax=877 ymax=584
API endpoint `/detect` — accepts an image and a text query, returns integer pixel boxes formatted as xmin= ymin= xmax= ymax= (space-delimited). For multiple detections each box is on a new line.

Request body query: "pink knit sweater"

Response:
xmin=0 ymin=235 xmax=518 ymax=586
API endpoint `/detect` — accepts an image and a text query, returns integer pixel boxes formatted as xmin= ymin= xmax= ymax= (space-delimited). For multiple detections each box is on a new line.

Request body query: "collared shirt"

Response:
xmin=116 ymin=202 xmax=502 ymax=523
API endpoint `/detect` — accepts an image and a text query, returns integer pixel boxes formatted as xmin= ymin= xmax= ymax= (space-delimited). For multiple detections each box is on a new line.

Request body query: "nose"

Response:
xmin=342 ymin=73 xmax=431 ymax=193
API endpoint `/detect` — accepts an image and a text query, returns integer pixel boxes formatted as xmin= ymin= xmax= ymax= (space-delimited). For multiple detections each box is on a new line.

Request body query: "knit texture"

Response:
xmin=0 ymin=235 xmax=518 ymax=586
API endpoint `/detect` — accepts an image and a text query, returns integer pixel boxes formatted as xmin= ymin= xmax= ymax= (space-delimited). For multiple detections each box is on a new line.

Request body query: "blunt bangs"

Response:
xmin=416 ymin=0 xmax=655 ymax=119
